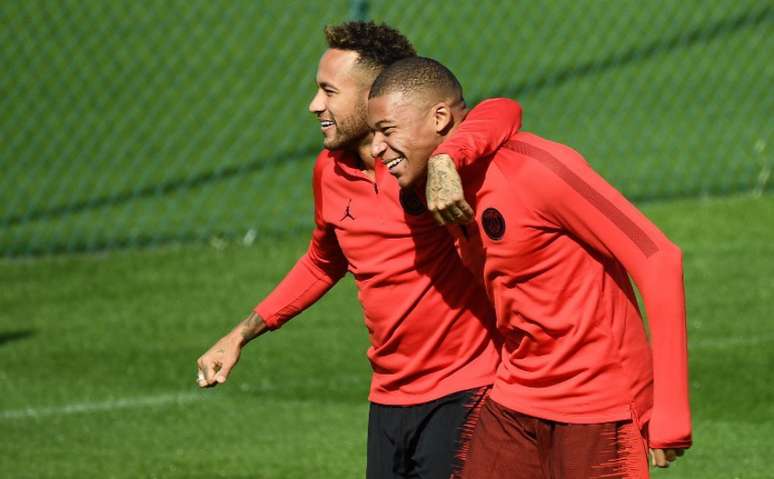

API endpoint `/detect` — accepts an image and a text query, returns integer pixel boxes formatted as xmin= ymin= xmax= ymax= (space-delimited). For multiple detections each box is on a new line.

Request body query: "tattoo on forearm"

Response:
xmin=428 ymin=157 xmax=463 ymax=205
xmin=239 ymin=314 xmax=264 ymax=343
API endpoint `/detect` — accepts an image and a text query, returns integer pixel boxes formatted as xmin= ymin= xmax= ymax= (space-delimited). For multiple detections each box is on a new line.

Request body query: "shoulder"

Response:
xmin=497 ymin=132 xmax=589 ymax=181
xmin=489 ymin=132 xmax=594 ymax=213
xmin=507 ymin=131 xmax=587 ymax=165
xmin=313 ymin=149 xmax=341 ymax=185
xmin=314 ymin=149 xmax=335 ymax=173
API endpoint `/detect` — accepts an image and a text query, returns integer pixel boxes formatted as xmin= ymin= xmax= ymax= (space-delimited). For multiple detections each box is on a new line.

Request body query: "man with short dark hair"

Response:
xmin=197 ymin=23 xmax=522 ymax=479
xmin=368 ymin=56 xmax=692 ymax=478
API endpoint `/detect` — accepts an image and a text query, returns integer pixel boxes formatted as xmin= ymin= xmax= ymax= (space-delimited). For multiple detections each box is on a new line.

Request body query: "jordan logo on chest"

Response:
xmin=340 ymin=199 xmax=356 ymax=221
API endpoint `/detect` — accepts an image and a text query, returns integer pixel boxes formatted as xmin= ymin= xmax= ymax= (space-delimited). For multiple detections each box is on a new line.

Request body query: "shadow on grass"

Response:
xmin=0 ymin=329 xmax=35 ymax=347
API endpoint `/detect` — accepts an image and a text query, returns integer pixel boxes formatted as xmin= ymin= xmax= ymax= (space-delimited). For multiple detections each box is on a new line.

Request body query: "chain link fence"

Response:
xmin=1 ymin=0 xmax=771 ymax=257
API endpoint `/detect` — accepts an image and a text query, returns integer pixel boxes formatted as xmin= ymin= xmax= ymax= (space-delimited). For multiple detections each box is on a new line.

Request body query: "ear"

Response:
xmin=432 ymin=103 xmax=453 ymax=135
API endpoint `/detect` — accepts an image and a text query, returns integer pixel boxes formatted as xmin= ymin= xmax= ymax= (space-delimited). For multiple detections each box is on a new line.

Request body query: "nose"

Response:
xmin=308 ymin=89 xmax=325 ymax=114
xmin=371 ymin=132 xmax=387 ymax=158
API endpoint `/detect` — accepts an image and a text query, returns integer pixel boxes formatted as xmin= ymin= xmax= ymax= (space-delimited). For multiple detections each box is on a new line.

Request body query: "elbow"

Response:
xmin=667 ymin=240 xmax=683 ymax=263
xmin=482 ymin=97 xmax=523 ymax=122
xmin=657 ymin=240 xmax=684 ymax=275
xmin=493 ymin=97 xmax=523 ymax=116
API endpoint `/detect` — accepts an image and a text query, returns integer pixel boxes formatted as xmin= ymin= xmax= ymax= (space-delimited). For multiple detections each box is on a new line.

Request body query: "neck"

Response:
xmin=445 ymin=101 xmax=469 ymax=139
xmin=356 ymin=132 xmax=375 ymax=172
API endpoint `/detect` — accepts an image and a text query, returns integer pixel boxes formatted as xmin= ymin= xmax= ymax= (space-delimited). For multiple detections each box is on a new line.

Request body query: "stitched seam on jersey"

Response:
xmin=504 ymin=140 xmax=659 ymax=258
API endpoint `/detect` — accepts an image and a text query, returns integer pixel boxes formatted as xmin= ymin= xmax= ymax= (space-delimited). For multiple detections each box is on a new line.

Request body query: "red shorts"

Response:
xmin=460 ymin=398 xmax=649 ymax=479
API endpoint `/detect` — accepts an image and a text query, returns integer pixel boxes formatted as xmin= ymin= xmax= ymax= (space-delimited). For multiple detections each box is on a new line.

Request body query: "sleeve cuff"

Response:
xmin=253 ymin=305 xmax=280 ymax=331
xmin=432 ymin=145 xmax=470 ymax=169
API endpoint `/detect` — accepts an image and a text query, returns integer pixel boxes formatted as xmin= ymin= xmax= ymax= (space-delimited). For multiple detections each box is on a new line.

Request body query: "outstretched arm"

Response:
xmin=196 ymin=241 xmax=348 ymax=389
xmin=427 ymin=97 xmax=522 ymax=224
xmin=196 ymin=153 xmax=348 ymax=388
xmin=197 ymin=311 xmax=269 ymax=387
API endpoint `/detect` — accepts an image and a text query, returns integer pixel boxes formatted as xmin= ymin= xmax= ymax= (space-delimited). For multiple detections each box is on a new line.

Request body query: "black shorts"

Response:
xmin=367 ymin=386 xmax=489 ymax=479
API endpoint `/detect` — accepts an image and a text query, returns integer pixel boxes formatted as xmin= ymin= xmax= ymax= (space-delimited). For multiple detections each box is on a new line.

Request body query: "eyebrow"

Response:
xmin=317 ymin=81 xmax=338 ymax=91
xmin=374 ymin=119 xmax=394 ymax=128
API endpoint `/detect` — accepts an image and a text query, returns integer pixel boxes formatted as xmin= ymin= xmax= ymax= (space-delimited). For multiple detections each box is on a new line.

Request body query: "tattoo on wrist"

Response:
xmin=238 ymin=313 xmax=265 ymax=343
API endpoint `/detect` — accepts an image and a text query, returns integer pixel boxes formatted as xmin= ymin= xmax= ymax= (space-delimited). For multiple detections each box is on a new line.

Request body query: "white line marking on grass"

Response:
xmin=690 ymin=334 xmax=774 ymax=350
xmin=0 ymin=392 xmax=207 ymax=420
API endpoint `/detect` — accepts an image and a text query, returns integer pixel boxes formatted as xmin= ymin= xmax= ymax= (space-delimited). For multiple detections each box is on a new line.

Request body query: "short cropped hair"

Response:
xmin=368 ymin=56 xmax=463 ymax=102
xmin=324 ymin=21 xmax=416 ymax=71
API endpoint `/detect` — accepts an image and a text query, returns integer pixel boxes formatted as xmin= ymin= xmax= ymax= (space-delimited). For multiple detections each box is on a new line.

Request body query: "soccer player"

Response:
xmin=196 ymin=23 xmax=522 ymax=479
xmin=367 ymin=56 xmax=692 ymax=478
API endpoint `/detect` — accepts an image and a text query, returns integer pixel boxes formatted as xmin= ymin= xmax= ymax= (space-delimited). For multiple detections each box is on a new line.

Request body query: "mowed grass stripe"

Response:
xmin=0 ymin=392 xmax=205 ymax=420
xmin=0 ymin=374 xmax=369 ymax=421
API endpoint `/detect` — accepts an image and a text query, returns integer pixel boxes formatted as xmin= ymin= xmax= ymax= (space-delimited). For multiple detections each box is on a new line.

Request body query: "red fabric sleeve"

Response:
xmin=253 ymin=153 xmax=348 ymax=330
xmin=432 ymin=97 xmax=522 ymax=168
xmin=517 ymin=140 xmax=691 ymax=449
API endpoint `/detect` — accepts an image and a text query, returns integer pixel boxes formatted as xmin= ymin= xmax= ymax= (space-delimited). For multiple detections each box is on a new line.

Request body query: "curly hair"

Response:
xmin=324 ymin=21 xmax=416 ymax=71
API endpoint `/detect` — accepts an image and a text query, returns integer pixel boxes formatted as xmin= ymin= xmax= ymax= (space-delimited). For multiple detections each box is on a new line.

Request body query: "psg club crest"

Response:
xmin=482 ymin=207 xmax=505 ymax=240
xmin=399 ymin=189 xmax=428 ymax=216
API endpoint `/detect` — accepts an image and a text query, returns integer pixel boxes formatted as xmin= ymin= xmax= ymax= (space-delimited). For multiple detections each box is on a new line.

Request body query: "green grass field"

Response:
xmin=1 ymin=193 xmax=772 ymax=478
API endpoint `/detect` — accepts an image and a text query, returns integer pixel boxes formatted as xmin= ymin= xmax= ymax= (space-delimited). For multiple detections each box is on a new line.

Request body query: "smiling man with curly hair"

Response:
xmin=197 ymin=22 xmax=524 ymax=479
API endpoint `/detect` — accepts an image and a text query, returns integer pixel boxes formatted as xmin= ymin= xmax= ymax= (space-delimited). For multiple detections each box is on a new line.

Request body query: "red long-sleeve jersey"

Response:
xmin=434 ymin=110 xmax=691 ymax=449
xmin=253 ymin=98 xmax=523 ymax=405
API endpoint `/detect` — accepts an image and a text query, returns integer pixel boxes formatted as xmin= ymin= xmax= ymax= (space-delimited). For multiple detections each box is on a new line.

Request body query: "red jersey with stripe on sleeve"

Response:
xmin=252 ymin=99 xmax=524 ymax=405
xmin=434 ymin=126 xmax=692 ymax=448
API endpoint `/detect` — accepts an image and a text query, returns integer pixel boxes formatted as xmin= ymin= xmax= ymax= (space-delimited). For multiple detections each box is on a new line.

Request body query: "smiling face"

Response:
xmin=368 ymin=92 xmax=448 ymax=188
xmin=308 ymin=49 xmax=375 ymax=151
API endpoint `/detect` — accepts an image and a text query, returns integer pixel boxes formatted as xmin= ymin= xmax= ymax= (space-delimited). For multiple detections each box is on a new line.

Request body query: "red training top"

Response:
xmin=433 ymin=106 xmax=692 ymax=449
xmin=254 ymin=98 xmax=523 ymax=405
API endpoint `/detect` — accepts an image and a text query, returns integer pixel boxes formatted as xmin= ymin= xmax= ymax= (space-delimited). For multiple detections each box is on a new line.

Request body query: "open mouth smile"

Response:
xmin=384 ymin=157 xmax=405 ymax=170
